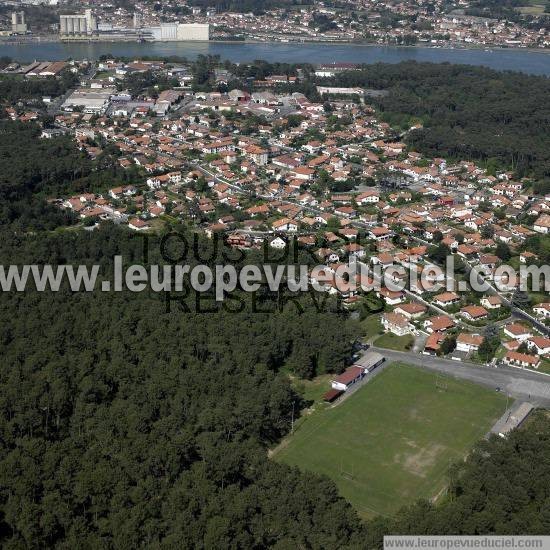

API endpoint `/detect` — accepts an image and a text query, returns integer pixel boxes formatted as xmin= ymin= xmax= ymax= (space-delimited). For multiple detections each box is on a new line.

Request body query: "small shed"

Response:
xmin=323 ymin=389 xmax=343 ymax=403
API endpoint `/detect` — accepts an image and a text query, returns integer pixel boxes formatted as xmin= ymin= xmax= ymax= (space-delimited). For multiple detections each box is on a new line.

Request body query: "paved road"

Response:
xmin=371 ymin=346 xmax=550 ymax=407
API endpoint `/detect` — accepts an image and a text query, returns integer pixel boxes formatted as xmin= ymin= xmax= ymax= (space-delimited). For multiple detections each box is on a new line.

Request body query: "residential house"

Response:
xmin=433 ymin=292 xmax=461 ymax=308
xmin=128 ymin=218 xmax=150 ymax=231
xmin=526 ymin=337 xmax=550 ymax=356
xmin=369 ymin=227 xmax=392 ymax=241
xmin=504 ymin=323 xmax=533 ymax=342
xmin=272 ymin=218 xmax=298 ymax=232
xmin=245 ymin=145 xmax=268 ymax=166
xmin=394 ymin=302 xmax=427 ymax=319
xmin=423 ymin=333 xmax=445 ymax=355
xmin=460 ymin=305 xmax=489 ymax=321
xmin=533 ymin=303 xmax=550 ymax=319
xmin=424 ymin=315 xmax=455 ymax=333
xmin=534 ymin=214 xmax=550 ymax=234
xmin=378 ymin=288 xmax=405 ymax=306
xmin=382 ymin=312 xmax=414 ymax=336
xmin=456 ymin=333 xmax=484 ymax=354
xmin=481 ymin=296 xmax=503 ymax=310
xmin=345 ymin=243 xmax=366 ymax=259
xmin=503 ymin=351 xmax=541 ymax=369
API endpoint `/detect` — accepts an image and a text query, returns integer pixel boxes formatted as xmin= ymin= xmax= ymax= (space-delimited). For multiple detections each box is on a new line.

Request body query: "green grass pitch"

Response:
xmin=274 ymin=362 xmax=508 ymax=518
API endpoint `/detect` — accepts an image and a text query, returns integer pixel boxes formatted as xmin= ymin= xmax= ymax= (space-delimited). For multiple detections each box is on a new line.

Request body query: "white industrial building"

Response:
xmin=11 ymin=12 xmax=27 ymax=34
xmin=148 ymin=23 xmax=210 ymax=41
xmin=60 ymin=14 xmax=209 ymax=42
xmin=60 ymin=9 xmax=98 ymax=38
xmin=61 ymin=88 xmax=115 ymax=114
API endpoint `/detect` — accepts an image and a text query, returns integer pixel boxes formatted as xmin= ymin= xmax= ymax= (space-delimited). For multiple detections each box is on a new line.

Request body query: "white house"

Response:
xmin=369 ymin=227 xmax=392 ymax=241
xmin=481 ymin=296 xmax=503 ymax=310
xmin=356 ymin=191 xmax=379 ymax=205
xmin=424 ymin=315 xmax=455 ymax=333
xmin=456 ymin=333 xmax=484 ymax=354
xmin=526 ymin=337 xmax=550 ymax=356
xmin=433 ymin=292 xmax=461 ymax=308
xmin=378 ymin=288 xmax=405 ymax=306
xmin=272 ymin=218 xmax=298 ymax=232
xmin=503 ymin=351 xmax=541 ymax=369
xmin=128 ymin=218 xmax=150 ymax=231
xmin=534 ymin=214 xmax=550 ymax=234
xmin=394 ymin=302 xmax=427 ymax=319
xmin=345 ymin=243 xmax=366 ymax=259
xmin=504 ymin=323 xmax=533 ymax=342
xmin=533 ymin=303 xmax=550 ymax=319
xmin=269 ymin=237 xmax=287 ymax=249
xmin=382 ymin=312 xmax=414 ymax=336
xmin=460 ymin=305 xmax=489 ymax=322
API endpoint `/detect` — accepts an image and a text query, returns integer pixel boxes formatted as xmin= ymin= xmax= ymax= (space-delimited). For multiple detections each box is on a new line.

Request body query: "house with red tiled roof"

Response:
xmin=503 ymin=351 xmax=541 ymax=369
xmin=394 ymin=302 xmax=427 ymax=319
xmin=423 ymin=332 xmax=445 ymax=355
xmin=460 ymin=305 xmax=489 ymax=321
xmin=356 ymin=190 xmax=380 ymax=205
xmin=456 ymin=333 xmax=484 ymax=354
xmin=246 ymin=204 xmax=270 ymax=217
xmin=424 ymin=315 xmax=455 ymax=333
xmin=377 ymin=288 xmax=405 ymax=306
xmin=382 ymin=312 xmax=414 ymax=336
xmin=272 ymin=218 xmax=298 ymax=232
xmin=290 ymin=166 xmax=315 ymax=181
xmin=527 ymin=337 xmax=550 ymax=356
xmin=128 ymin=218 xmax=150 ymax=231
xmin=345 ymin=243 xmax=366 ymax=259
xmin=433 ymin=292 xmax=461 ymax=308
xmin=534 ymin=214 xmax=550 ymax=234
xmin=481 ymin=295 xmax=503 ymax=310
xmin=504 ymin=323 xmax=533 ymax=342
xmin=369 ymin=227 xmax=392 ymax=241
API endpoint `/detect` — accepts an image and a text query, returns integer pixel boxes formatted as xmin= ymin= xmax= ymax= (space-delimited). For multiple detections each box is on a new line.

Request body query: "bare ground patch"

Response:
xmin=402 ymin=443 xmax=446 ymax=477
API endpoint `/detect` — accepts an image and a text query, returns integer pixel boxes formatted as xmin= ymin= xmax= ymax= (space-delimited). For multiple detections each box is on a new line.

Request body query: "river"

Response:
xmin=2 ymin=40 xmax=550 ymax=75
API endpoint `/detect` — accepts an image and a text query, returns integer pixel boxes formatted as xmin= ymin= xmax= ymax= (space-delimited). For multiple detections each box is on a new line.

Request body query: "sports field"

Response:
xmin=274 ymin=363 xmax=507 ymax=518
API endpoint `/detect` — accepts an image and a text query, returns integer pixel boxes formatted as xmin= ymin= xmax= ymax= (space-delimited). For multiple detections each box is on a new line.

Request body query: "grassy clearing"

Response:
xmin=293 ymin=374 xmax=333 ymax=404
xmin=274 ymin=363 xmax=507 ymax=519
xmin=374 ymin=332 xmax=415 ymax=352
xmin=362 ymin=314 xmax=383 ymax=342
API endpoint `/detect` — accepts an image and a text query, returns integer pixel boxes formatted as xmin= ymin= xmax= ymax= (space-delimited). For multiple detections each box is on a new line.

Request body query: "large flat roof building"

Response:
xmin=60 ymin=9 xmax=98 ymax=38
xmin=61 ymin=87 xmax=115 ymax=114
xmin=147 ymin=23 xmax=210 ymax=41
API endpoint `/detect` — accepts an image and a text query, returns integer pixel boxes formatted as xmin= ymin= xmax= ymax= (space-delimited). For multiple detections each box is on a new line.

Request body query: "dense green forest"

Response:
xmin=326 ymin=62 xmax=550 ymax=179
xmin=0 ymin=121 xmax=140 ymax=230
xmin=0 ymin=226 xmax=364 ymax=547
xmin=0 ymin=71 xmax=77 ymax=104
